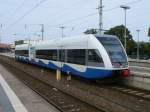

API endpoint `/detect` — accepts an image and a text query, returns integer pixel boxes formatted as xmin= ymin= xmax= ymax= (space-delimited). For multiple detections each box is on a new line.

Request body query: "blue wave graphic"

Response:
xmin=18 ymin=57 xmax=113 ymax=79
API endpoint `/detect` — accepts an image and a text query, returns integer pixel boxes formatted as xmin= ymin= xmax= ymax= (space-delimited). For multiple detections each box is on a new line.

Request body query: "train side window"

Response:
xmin=15 ymin=50 xmax=28 ymax=57
xmin=36 ymin=50 xmax=49 ymax=60
xmin=88 ymin=49 xmax=104 ymax=67
xmin=67 ymin=49 xmax=86 ymax=65
xmin=36 ymin=50 xmax=57 ymax=61
xmin=49 ymin=50 xmax=57 ymax=61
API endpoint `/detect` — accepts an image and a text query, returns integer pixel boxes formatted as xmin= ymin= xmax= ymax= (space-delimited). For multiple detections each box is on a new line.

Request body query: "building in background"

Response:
xmin=0 ymin=43 xmax=10 ymax=53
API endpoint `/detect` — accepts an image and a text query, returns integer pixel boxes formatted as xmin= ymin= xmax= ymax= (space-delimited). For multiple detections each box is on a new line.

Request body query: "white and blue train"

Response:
xmin=15 ymin=34 xmax=130 ymax=80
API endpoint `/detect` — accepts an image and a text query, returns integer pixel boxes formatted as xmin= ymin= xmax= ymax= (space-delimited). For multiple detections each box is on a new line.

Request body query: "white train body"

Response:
xmin=15 ymin=34 xmax=130 ymax=79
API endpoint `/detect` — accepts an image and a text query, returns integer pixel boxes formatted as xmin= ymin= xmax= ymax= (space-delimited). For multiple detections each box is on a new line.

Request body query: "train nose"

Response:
xmin=122 ymin=69 xmax=130 ymax=77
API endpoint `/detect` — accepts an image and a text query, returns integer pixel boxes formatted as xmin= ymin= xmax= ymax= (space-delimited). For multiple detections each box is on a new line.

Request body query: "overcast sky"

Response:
xmin=0 ymin=0 xmax=149 ymax=43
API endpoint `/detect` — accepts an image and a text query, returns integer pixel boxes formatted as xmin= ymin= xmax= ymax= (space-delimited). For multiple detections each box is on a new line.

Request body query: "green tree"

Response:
xmin=104 ymin=25 xmax=132 ymax=43
xmin=148 ymin=28 xmax=150 ymax=37
xmin=84 ymin=29 xmax=97 ymax=34
xmin=148 ymin=28 xmax=150 ymax=41
xmin=139 ymin=42 xmax=150 ymax=59
xmin=104 ymin=25 xmax=136 ymax=55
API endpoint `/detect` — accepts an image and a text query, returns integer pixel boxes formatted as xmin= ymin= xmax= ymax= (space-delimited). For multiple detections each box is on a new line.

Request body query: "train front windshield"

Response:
xmin=97 ymin=36 xmax=128 ymax=68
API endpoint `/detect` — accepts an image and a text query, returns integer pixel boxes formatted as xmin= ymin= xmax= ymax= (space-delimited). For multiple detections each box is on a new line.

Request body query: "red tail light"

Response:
xmin=122 ymin=69 xmax=130 ymax=77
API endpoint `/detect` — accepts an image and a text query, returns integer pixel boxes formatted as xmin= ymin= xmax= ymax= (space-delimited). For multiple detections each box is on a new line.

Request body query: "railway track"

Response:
xmin=1 ymin=62 xmax=102 ymax=112
xmin=108 ymin=85 xmax=150 ymax=101
xmin=1 ymin=55 xmax=150 ymax=112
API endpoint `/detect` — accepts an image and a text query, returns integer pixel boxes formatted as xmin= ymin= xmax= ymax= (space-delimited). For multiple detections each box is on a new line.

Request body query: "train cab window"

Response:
xmin=67 ymin=49 xmax=86 ymax=65
xmin=15 ymin=50 xmax=28 ymax=57
xmin=88 ymin=49 xmax=104 ymax=67
xmin=97 ymin=37 xmax=128 ymax=67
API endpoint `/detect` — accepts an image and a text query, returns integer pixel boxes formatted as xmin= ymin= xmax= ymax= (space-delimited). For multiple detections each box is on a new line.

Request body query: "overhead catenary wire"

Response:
xmin=4 ymin=0 xmax=27 ymax=24
xmin=46 ymin=0 xmax=143 ymax=29
xmin=6 ymin=0 xmax=143 ymax=30
xmin=10 ymin=0 xmax=26 ymax=15
xmin=5 ymin=0 xmax=144 ymax=40
xmin=6 ymin=0 xmax=85 ymax=32
xmin=43 ymin=0 xmax=88 ymax=24
xmin=6 ymin=0 xmax=48 ymax=30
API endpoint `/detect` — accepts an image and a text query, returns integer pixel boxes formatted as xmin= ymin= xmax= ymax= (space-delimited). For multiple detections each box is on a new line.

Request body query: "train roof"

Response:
xmin=16 ymin=34 xmax=93 ymax=47
xmin=95 ymin=34 xmax=118 ymax=38
xmin=15 ymin=44 xmax=28 ymax=50
xmin=15 ymin=34 xmax=118 ymax=50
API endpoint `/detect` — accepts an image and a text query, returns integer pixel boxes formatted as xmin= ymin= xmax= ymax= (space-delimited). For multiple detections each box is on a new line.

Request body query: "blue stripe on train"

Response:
xmin=17 ymin=57 xmax=113 ymax=79
xmin=62 ymin=64 xmax=113 ymax=79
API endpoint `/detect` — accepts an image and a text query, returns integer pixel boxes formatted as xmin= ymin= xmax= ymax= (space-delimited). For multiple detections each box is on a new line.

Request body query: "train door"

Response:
xmin=29 ymin=46 xmax=36 ymax=59
xmin=59 ymin=49 xmax=65 ymax=62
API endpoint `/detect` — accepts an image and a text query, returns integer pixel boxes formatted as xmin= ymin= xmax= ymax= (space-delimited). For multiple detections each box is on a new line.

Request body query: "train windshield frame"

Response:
xmin=96 ymin=36 xmax=128 ymax=68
